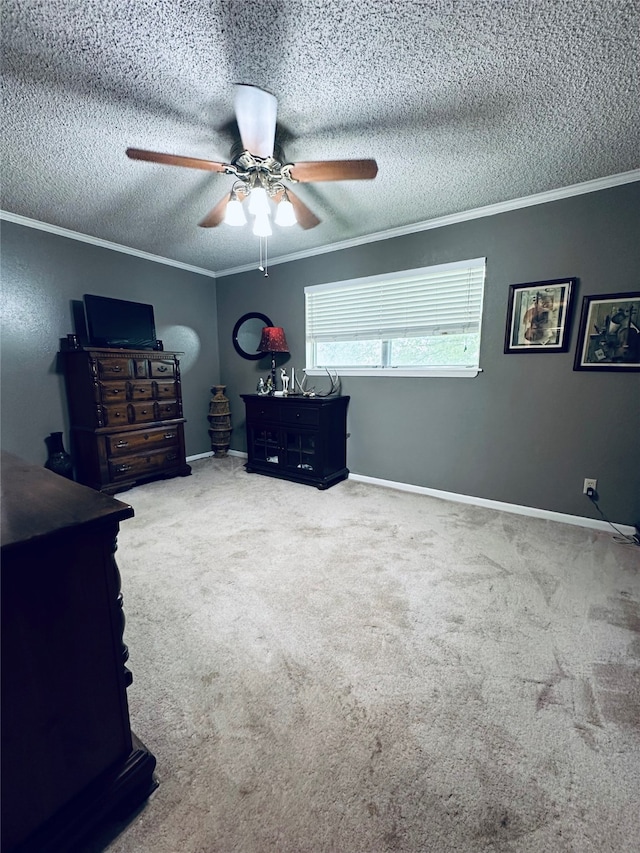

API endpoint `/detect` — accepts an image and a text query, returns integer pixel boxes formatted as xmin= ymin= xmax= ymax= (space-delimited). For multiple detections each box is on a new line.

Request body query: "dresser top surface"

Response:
xmin=61 ymin=347 xmax=182 ymax=357
xmin=1 ymin=452 xmax=134 ymax=550
xmin=241 ymin=394 xmax=349 ymax=404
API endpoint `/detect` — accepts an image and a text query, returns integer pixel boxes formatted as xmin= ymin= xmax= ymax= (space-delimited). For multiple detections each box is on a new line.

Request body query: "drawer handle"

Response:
xmin=109 ymin=366 xmax=123 ymax=373
xmin=164 ymin=432 xmax=176 ymax=439
xmin=116 ymin=463 xmax=133 ymax=473
xmin=115 ymin=440 xmax=129 ymax=448
xmin=110 ymin=389 xmax=121 ymax=395
xmin=166 ymin=452 xmax=177 ymax=461
xmin=141 ymin=409 xmax=148 ymax=414
xmin=156 ymin=365 xmax=168 ymax=373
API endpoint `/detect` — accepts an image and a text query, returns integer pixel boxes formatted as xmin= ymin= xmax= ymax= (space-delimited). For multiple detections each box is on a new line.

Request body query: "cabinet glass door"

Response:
xmin=283 ymin=429 xmax=317 ymax=473
xmin=250 ymin=427 xmax=280 ymax=465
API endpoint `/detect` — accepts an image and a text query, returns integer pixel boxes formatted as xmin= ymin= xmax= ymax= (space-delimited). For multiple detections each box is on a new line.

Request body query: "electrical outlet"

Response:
xmin=583 ymin=478 xmax=597 ymax=495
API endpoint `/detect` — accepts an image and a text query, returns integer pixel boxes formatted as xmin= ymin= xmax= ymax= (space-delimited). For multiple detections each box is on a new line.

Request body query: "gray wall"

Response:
xmin=1 ymin=221 xmax=219 ymax=464
xmin=3 ymin=184 xmax=638 ymax=526
xmin=216 ymin=182 xmax=640 ymax=527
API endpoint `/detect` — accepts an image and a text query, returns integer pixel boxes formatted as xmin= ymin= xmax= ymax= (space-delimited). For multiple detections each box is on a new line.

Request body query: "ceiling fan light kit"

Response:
xmin=225 ymin=174 xmax=298 ymax=233
xmin=125 ymin=84 xmax=378 ymax=253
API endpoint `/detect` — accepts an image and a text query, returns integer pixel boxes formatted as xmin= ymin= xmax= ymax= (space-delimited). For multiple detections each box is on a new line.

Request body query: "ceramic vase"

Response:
xmin=208 ymin=385 xmax=232 ymax=458
xmin=44 ymin=431 xmax=74 ymax=479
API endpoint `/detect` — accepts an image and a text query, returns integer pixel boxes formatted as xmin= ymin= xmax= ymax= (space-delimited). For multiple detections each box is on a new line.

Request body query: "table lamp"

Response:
xmin=258 ymin=326 xmax=289 ymax=393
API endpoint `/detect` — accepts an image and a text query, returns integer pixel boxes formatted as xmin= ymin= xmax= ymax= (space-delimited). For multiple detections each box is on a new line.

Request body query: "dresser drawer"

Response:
xmin=154 ymin=381 xmax=177 ymax=399
xmin=156 ymin=400 xmax=179 ymax=420
xmin=244 ymin=398 xmax=278 ymax=422
xmin=106 ymin=427 xmax=180 ymax=458
xmin=128 ymin=380 xmax=154 ymax=401
xmin=96 ymin=357 xmax=132 ymax=378
xmin=99 ymin=382 xmax=128 ymax=403
xmin=109 ymin=448 xmax=181 ymax=482
xmin=102 ymin=405 xmax=130 ymax=427
xmin=129 ymin=401 xmax=157 ymax=423
xmin=133 ymin=359 xmax=149 ymax=378
xmin=149 ymin=360 xmax=176 ymax=378
xmin=281 ymin=405 xmax=320 ymax=426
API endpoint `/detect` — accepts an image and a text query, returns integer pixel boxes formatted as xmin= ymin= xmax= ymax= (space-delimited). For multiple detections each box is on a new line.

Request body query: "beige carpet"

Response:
xmin=87 ymin=456 xmax=639 ymax=853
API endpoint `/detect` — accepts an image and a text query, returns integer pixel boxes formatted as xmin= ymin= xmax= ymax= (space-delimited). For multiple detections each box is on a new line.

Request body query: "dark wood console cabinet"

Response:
xmin=241 ymin=394 xmax=349 ymax=489
xmin=1 ymin=453 xmax=157 ymax=853
xmin=61 ymin=346 xmax=191 ymax=494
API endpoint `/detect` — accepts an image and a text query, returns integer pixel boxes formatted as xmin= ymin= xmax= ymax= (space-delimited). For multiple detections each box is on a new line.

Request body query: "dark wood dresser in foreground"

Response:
xmin=1 ymin=452 xmax=157 ymax=853
xmin=241 ymin=393 xmax=350 ymax=489
xmin=61 ymin=346 xmax=191 ymax=493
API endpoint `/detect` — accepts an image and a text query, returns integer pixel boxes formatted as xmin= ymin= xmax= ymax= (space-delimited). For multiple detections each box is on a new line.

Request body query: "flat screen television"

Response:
xmin=83 ymin=294 xmax=157 ymax=349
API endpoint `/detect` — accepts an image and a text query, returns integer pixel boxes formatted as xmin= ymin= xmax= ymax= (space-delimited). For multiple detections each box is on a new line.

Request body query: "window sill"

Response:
xmin=304 ymin=367 xmax=482 ymax=378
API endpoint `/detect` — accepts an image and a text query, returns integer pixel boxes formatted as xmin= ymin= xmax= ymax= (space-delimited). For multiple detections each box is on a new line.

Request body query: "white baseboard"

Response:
xmin=186 ymin=450 xmax=247 ymax=462
xmin=187 ymin=452 xmax=634 ymax=536
xmin=348 ymin=473 xmax=635 ymax=536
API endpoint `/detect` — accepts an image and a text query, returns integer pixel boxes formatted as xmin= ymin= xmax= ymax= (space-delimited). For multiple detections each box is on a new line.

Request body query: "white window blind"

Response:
xmin=306 ymin=259 xmax=484 ymax=341
xmin=305 ymin=258 xmax=486 ymax=377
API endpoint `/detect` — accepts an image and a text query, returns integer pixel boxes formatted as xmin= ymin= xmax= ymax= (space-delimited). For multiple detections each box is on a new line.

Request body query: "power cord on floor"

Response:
xmin=586 ymin=487 xmax=640 ymax=546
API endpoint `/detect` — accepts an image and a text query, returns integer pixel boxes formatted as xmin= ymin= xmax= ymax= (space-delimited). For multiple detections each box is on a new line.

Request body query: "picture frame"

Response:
xmin=504 ymin=278 xmax=577 ymax=353
xmin=573 ymin=291 xmax=640 ymax=371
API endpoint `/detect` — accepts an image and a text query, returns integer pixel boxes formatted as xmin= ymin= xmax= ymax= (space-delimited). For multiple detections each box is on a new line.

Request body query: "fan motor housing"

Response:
xmin=230 ymin=139 xmax=286 ymax=168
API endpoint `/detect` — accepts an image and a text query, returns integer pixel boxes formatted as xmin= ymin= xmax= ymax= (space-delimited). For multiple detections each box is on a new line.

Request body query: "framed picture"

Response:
xmin=504 ymin=278 xmax=576 ymax=353
xmin=573 ymin=291 xmax=640 ymax=371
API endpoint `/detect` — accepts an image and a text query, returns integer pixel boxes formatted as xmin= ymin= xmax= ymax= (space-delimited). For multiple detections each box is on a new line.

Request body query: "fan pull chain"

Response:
xmin=258 ymin=237 xmax=269 ymax=276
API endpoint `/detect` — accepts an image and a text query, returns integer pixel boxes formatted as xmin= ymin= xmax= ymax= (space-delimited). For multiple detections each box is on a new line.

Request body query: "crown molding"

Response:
xmin=3 ymin=169 xmax=639 ymax=280
xmin=216 ymin=169 xmax=640 ymax=277
xmin=0 ymin=210 xmax=218 ymax=279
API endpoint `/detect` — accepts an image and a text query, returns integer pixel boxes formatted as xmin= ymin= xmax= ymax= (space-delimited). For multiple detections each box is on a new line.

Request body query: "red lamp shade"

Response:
xmin=258 ymin=326 xmax=289 ymax=353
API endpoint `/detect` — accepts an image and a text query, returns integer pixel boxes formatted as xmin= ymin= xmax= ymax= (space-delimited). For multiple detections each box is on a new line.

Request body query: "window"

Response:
xmin=305 ymin=258 xmax=486 ymax=377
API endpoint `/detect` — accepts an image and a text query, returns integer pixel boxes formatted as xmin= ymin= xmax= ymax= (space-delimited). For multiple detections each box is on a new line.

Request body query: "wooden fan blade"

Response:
xmin=286 ymin=189 xmax=321 ymax=230
xmin=289 ymin=159 xmax=378 ymax=182
xmin=126 ymin=148 xmax=229 ymax=173
xmin=198 ymin=194 xmax=230 ymax=228
xmin=234 ymin=84 xmax=277 ymax=159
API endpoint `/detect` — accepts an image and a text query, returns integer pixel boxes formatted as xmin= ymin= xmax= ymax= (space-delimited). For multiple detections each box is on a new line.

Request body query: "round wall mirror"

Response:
xmin=232 ymin=312 xmax=273 ymax=360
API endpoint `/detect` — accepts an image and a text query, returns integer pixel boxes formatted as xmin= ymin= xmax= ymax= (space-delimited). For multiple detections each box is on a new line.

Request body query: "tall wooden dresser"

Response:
xmin=61 ymin=347 xmax=191 ymax=494
xmin=1 ymin=452 xmax=157 ymax=853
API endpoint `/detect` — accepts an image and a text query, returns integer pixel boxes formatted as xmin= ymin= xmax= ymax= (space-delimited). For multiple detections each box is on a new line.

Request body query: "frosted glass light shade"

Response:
xmin=253 ymin=211 xmax=272 ymax=237
xmin=275 ymin=197 xmax=297 ymax=227
xmin=248 ymin=186 xmax=270 ymax=216
xmin=224 ymin=197 xmax=247 ymax=226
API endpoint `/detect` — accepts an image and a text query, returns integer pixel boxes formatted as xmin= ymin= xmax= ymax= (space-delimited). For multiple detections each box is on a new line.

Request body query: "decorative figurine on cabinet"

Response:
xmin=280 ymin=368 xmax=290 ymax=395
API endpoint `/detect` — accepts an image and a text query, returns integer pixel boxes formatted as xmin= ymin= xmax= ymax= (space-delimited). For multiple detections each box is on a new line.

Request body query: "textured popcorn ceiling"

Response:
xmin=2 ymin=0 xmax=639 ymax=275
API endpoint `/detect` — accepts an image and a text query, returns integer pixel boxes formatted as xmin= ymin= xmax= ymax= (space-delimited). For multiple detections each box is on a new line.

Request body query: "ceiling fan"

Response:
xmin=126 ymin=84 xmax=378 ymax=234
